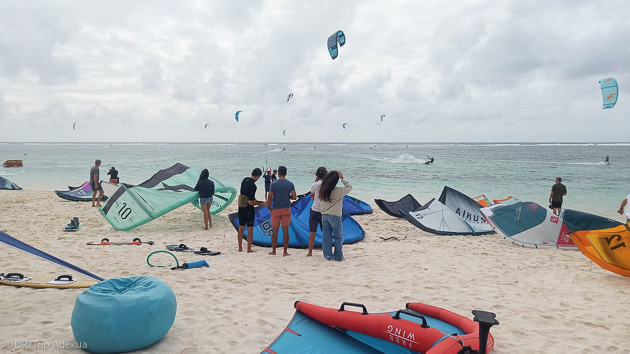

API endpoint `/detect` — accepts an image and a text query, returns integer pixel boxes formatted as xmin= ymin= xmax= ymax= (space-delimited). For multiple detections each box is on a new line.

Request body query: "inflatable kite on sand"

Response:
xmin=264 ymin=301 xmax=499 ymax=354
xmin=571 ymin=223 xmax=630 ymax=277
xmin=228 ymin=193 xmax=365 ymax=248
xmin=101 ymin=163 xmax=236 ymax=231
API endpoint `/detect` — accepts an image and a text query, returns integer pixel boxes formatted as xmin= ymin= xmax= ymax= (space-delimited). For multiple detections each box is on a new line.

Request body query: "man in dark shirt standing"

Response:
xmin=237 ymin=168 xmax=265 ymax=253
xmin=90 ymin=159 xmax=104 ymax=207
xmin=263 ymin=168 xmax=272 ymax=200
xmin=549 ymin=177 xmax=567 ymax=216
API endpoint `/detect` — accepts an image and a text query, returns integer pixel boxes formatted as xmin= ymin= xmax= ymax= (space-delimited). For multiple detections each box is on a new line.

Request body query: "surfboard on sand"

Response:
xmin=0 ymin=273 xmax=98 ymax=289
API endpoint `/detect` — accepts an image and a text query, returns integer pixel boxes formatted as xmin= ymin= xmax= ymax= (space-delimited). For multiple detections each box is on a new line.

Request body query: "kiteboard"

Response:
xmin=87 ymin=238 xmax=154 ymax=246
xmin=165 ymin=244 xmax=220 ymax=255
xmin=0 ymin=273 xmax=97 ymax=289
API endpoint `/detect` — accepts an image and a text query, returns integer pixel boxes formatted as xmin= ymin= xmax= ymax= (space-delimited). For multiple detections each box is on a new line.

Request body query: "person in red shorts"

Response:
xmin=267 ymin=166 xmax=296 ymax=256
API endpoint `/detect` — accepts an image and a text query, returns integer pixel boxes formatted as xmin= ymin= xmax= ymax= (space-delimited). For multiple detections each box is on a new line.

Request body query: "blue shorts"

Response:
xmin=199 ymin=197 xmax=213 ymax=206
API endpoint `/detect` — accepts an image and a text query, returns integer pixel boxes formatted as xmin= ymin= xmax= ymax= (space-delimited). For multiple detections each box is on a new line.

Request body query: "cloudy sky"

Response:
xmin=0 ymin=0 xmax=628 ymax=143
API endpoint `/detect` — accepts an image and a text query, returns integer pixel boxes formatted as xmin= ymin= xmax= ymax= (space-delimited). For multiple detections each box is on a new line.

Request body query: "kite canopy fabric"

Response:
xmin=100 ymin=163 xmax=236 ymax=231
xmin=438 ymin=186 xmax=494 ymax=234
xmin=481 ymin=202 xmax=621 ymax=249
xmin=404 ymin=198 xmax=492 ymax=235
xmin=374 ymin=194 xmax=423 ymax=218
xmin=342 ymin=195 xmax=373 ymax=215
xmin=55 ymin=182 xmax=109 ymax=202
xmin=0 ymin=176 xmax=21 ymax=190
xmin=599 ymin=77 xmax=618 ymax=109
xmin=228 ymin=193 xmax=365 ymax=248
xmin=0 ymin=230 xmax=104 ymax=281
xmin=571 ymin=223 xmax=630 ymax=277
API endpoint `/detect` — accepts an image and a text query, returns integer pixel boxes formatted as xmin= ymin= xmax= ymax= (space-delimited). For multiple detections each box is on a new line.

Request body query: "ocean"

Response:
xmin=1 ymin=142 xmax=628 ymax=220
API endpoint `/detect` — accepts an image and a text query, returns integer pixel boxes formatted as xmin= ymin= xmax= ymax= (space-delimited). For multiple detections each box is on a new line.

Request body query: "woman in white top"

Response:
xmin=307 ymin=167 xmax=328 ymax=257
xmin=318 ymin=170 xmax=352 ymax=261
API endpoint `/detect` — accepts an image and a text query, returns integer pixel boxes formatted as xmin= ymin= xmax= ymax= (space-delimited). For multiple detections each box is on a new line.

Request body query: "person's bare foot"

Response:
xmin=238 ymin=248 xmax=243 ymax=252
xmin=247 ymin=249 xmax=255 ymax=253
xmin=268 ymin=251 xmax=276 ymax=255
xmin=283 ymin=252 xmax=290 ymax=257
xmin=96 ymin=203 xmax=102 ymax=207
xmin=306 ymin=253 xmax=312 ymax=257
xmin=203 ymin=227 xmax=208 ymax=230
xmin=92 ymin=204 xmax=96 ymax=207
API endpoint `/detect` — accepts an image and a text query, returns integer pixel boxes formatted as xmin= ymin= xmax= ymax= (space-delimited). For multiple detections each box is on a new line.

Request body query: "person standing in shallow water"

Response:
xmin=194 ymin=169 xmax=215 ymax=230
xmin=319 ymin=170 xmax=352 ymax=261
xmin=549 ymin=177 xmax=567 ymax=216
xmin=90 ymin=159 xmax=104 ymax=207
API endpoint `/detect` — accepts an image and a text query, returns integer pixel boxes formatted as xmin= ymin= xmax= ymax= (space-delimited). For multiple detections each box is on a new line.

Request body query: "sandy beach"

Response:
xmin=1 ymin=189 xmax=629 ymax=353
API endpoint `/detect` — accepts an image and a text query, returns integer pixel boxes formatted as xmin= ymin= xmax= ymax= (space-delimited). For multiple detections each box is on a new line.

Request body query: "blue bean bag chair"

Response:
xmin=71 ymin=276 xmax=177 ymax=353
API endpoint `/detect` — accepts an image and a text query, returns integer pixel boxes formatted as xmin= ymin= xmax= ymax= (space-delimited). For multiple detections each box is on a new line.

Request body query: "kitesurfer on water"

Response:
xmin=90 ymin=159 xmax=104 ymax=207
xmin=307 ymin=167 xmax=328 ymax=257
xmin=549 ymin=177 xmax=567 ymax=216
xmin=605 ymin=155 xmax=610 ymax=164
xmin=268 ymin=166 xmax=297 ymax=257
xmin=237 ymin=168 xmax=266 ymax=253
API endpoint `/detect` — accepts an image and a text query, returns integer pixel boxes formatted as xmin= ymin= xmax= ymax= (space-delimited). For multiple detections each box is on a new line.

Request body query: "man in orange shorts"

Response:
xmin=267 ymin=166 xmax=296 ymax=256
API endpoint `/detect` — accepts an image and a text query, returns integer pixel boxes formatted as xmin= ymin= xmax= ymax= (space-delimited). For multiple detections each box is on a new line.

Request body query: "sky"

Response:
xmin=0 ymin=0 xmax=628 ymax=143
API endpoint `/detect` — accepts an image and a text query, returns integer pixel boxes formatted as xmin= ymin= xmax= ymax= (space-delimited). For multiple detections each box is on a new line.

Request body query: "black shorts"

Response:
xmin=238 ymin=206 xmax=256 ymax=227
xmin=551 ymin=201 xmax=563 ymax=209
xmin=90 ymin=182 xmax=103 ymax=191
xmin=265 ymin=184 xmax=271 ymax=192
xmin=309 ymin=210 xmax=323 ymax=232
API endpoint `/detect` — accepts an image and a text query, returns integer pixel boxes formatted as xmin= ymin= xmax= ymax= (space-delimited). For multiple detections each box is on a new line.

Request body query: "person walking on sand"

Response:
xmin=237 ymin=168 xmax=266 ymax=253
xmin=268 ymin=166 xmax=297 ymax=256
xmin=549 ymin=177 xmax=567 ymax=216
xmin=307 ymin=166 xmax=328 ymax=257
xmin=90 ymin=159 xmax=104 ymax=207
xmin=618 ymin=194 xmax=630 ymax=223
xmin=194 ymin=169 xmax=215 ymax=230
xmin=319 ymin=170 xmax=352 ymax=261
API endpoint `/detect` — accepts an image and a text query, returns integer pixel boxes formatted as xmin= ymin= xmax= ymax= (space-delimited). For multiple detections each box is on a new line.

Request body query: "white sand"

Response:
xmin=1 ymin=190 xmax=629 ymax=353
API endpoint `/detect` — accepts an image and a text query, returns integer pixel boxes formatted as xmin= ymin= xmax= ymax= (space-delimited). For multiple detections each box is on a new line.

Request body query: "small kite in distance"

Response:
xmin=283 ymin=129 xmax=287 ymax=136
xmin=73 ymin=122 xmax=78 ymax=130
xmin=205 ymin=124 xmax=209 ymax=129
xmin=342 ymin=123 xmax=347 ymax=129
xmin=380 ymin=115 xmax=385 ymax=122
xmin=235 ymin=111 xmax=242 ymax=122
xmin=286 ymin=93 xmax=293 ymax=102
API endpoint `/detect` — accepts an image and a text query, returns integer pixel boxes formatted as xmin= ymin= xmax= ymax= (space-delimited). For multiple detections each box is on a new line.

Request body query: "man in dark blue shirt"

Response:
xmin=267 ymin=166 xmax=296 ymax=256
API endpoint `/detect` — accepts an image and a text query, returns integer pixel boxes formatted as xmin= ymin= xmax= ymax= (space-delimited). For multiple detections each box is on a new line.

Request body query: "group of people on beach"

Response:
xmin=228 ymin=166 xmax=351 ymax=260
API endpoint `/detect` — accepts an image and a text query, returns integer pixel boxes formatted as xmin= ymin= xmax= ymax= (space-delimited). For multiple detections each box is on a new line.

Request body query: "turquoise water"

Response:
xmin=1 ymin=142 xmax=628 ymax=220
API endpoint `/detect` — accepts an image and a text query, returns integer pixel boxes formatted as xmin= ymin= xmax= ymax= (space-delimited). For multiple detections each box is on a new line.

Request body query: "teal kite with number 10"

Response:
xmin=100 ymin=163 xmax=236 ymax=231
